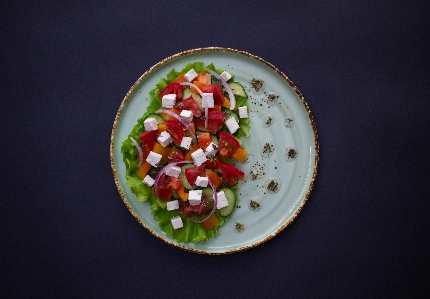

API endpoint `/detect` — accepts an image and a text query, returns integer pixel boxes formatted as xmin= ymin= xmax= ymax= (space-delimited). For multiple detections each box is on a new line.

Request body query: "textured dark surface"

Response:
xmin=1 ymin=1 xmax=429 ymax=298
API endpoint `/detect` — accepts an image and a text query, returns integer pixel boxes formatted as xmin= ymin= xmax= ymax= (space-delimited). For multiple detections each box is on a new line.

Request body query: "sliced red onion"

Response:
xmin=180 ymin=82 xmax=209 ymax=128
xmin=130 ymin=137 xmax=143 ymax=167
xmin=180 ymin=82 xmax=203 ymax=96
xmin=190 ymin=178 xmax=218 ymax=224
xmin=153 ymin=160 xmax=192 ymax=199
xmin=203 ymin=66 xmax=236 ymax=110
xmin=156 ymin=109 xmax=196 ymax=142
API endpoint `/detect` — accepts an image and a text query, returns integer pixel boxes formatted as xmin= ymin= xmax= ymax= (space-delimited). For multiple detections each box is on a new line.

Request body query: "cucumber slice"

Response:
xmin=183 ymin=88 xmax=204 ymax=112
xmin=219 ymin=188 xmax=236 ymax=217
xmin=179 ymin=164 xmax=196 ymax=190
xmin=228 ymin=82 xmax=247 ymax=97
xmin=146 ymin=113 xmax=165 ymax=123
xmin=223 ymin=109 xmax=239 ymax=124
xmin=210 ymin=134 xmax=218 ymax=144
xmin=201 ymin=187 xmax=214 ymax=212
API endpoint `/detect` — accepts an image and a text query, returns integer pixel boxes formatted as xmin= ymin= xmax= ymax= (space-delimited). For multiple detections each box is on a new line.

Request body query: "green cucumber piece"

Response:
xmin=179 ymin=164 xmax=196 ymax=190
xmin=223 ymin=109 xmax=239 ymax=124
xmin=227 ymin=82 xmax=247 ymax=97
xmin=183 ymin=88 xmax=204 ymax=112
xmin=219 ymin=188 xmax=236 ymax=217
xmin=201 ymin=187 xmax=214 ymax=212
xmin=146 ymin=113 xmax=165 ymax=123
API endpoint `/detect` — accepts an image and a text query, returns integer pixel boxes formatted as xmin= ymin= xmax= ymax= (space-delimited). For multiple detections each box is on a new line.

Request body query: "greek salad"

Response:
xmin=121 ymin=62 xmax=250 ymax=243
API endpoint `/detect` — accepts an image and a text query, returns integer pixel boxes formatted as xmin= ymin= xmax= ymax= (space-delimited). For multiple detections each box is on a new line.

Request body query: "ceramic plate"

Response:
xmin=110 ymin=47 xmax=319 ymax=254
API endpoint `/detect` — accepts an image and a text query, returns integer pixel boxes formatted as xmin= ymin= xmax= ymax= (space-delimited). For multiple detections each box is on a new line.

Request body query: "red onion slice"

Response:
xmin=203 ymin=66 xmax=236 ymax=110
xmin=190 ymin=178 xmax=218 ymax=224
xmin=153 ymin=160 xmax=192 ymax=199
xmin=130 ymin=137 xmax=143 ymax=167
xmin=156 ymin=109 xmax=197 ymax=142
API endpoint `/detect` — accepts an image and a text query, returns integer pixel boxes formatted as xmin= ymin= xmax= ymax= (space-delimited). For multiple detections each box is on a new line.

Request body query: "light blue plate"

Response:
xmin=110 ymin=48 xmax=319 ymax=254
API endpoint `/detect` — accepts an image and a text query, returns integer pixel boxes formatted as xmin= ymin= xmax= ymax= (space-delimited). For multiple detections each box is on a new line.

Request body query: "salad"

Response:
xmin=121 ymin=62 xmax=250 ymax=243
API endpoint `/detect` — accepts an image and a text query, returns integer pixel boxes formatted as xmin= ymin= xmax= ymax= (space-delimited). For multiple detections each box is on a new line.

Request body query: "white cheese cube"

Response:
xmin=143 ymin=117 xmax=158 ymax=131
xmin=205 ymin=142 xmax=219 ymax=156
xmin=220 ymin=71 xmax=232 ymax=81
xmin=225 ymin=117 xmax=239 ymax=134
xmin=216 ymin=191 xmax=229 ymax=209
xmin=195 ymin=176 xmax=208 ymax=187
xmin=238 ymin=106 xmax=248 ymax=118
xmin=180 ymin=136 xmax=192 ymax=150
xmin=180 ymin=110 xmax=193 ymax=122
xmin=146 ymin=151 xmax=162 ymax=167
xmin=202 ymin=93 xmax=214 ymax=108
xmin=191 ymin=148 xmax=208 ymax=166
xmin=162 ymin=94 xmax=176 ymax=108
xmin=157 ymin=131 xmax=173 ymax=147
xmin=188 ymin=190 xmax=202 ymax=206
xmin=167 ymin=200 xmax=180 ymax=211
xmin=166 ymin=166 xmax=181 ymax=178
xmin=171 ymin=216 xmax=183 ymax=230
xmin=143 ymin=175 xmax=155 ymax=187
xmin=184 ymin=68 xmax=198 ymax=82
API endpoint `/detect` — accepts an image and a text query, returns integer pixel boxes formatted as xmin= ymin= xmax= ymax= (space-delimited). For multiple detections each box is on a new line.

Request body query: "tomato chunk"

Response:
xmin=201 ymin=84 xmax=224 ymax=106
xmin=158 ymin=82 xmax=183 ymax=101
xmin=184 ymin=164 xmax=206 ymax=186
xmin=138 ymin=130 xmax=158 ymax=156
xmin=180 ymin=196 xmax=210 ymax=217
xmin=218 ymin=131 xmax=240 ymax=158
xmin=177 ymin=96 xmax=201 ymax=117
xmin=195 ymin=110 xmax=225 ymax=134
xmin=166 ymin=119 xmax=185 ymax=145
xmin=168 ymin=148 xmax=186 ymax=162
xmin=156 ymin=188 xmax=172 ymax=201
xmin=220 ymin=163 xmax=244 ymax=187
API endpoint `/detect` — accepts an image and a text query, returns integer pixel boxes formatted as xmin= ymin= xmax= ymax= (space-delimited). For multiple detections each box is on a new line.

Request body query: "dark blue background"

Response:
xmin=2 ymin=1 xmax=429 ymax=298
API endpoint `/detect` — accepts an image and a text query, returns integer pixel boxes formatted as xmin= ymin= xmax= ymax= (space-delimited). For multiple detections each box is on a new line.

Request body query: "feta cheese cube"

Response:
xmin=195 ymin=176 xmax=208 ymax=187
xmin=180 ymin=110 xmax=193 ymax=122
xmin=238 ymin=106 xmax=248 ymax=118
xmin=205 ymin=142 xmax=219 ymax=156
xmin=188 ymin=190 xmax=202 ymax=206
xmin=162 ymin=94 xmax=176 ymax=108
xmin=166 ymin=166 xmax=181 ymax=178
xmin=184 ymin=68 xmax=198 ymax=82
xmin=143 ymin=175 xmax=155 ymax=187
xmin=225 ymin=117 xmax=239 ymax=134
xmin=146 ymin=151 xmax=162 ymax=167
xmin=167 ymin=200 xmax=179 ymax=211
xmin=180 ymin=136 xmax=192 ymax=150
xmin=216 ymin=191 xmax=229 ymax=209
xmin=157 ymin=131 xmax=173 ymax=147
xmin=143 ymin=117 xmax=158 ymax=131
xmin=202 ymin=93 xmax=214 ymax=108
xmin=191 ymin=148 xmax=207 ymax=166
xmin=171 ymin=216 xmax=183 ymax=230
xmin=220 ymin=71 xmax=232 ymax=81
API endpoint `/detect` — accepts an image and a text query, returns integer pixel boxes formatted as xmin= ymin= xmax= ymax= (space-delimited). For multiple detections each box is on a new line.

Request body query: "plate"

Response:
xmin=110 ymin=47 xmax=319 ymax=254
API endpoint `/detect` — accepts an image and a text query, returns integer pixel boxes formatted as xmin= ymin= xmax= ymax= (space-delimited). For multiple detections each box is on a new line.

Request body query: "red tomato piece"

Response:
xmin=195 ymin=110 xmax=225 ymax=134
xmin=205 ymin=156 xmax=222 ymax=170
xmin=179 ymin=196 xmax=210 ymax=217
xmin=220 ymin=163 xmax=244 ymax=187
xmin=158 ymin=82 xmax=183 ymax=101
xmin=165 ymin=119 xmax=185 ymax=145
xmin=156 ymin=188 xmax=172 ymax=201
xmin=167 ymin=177 xmax=181 ymax=190
xmin=201 ymin=84 xmax=224 ymax=106
xmin=184 ymin=165 xmax=206 ymax=186
xmin=168 ymin=148 xmax=186 ymax=162
xmin=177 ymin=96 xmax=202 ymax=117
xmin=218 ymin=131 xmax=240 ymax=158
xmin=138 ymin=130 xmax=158 ymax=155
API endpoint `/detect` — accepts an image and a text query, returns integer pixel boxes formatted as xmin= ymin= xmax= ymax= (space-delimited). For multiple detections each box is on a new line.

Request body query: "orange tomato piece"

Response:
xmin=190 ymin=81 xmax=206 ymax=93
xmin=197 ymin=132 xmax=212 ymax=149
xmin=200 ymin=213 xmax=220 ymax=230
xmin=206 ymin=169 xmax=222 ymax=189
xmin=232 ymin=148 xmax=248 ymax=163
xmin=196 ymin=73 xmax=211 ymax=85
xmin=136 ymin=161 xmax=151 ymax=179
